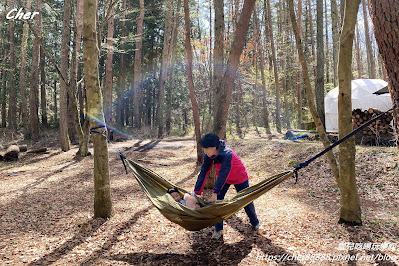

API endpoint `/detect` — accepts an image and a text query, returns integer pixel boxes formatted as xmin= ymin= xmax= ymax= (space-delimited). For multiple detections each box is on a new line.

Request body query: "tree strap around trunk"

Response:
xmin=90 ymin=125 xmax=127 ymax=174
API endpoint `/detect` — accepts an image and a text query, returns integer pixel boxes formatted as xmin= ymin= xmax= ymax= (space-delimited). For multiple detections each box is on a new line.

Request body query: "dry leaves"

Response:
xmin=0 ymin=131 xmax=398 ymax=265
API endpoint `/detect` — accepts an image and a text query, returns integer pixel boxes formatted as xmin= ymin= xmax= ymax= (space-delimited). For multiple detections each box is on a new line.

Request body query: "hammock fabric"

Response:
xmin=126 ymin=159 xmax=294 ymax=231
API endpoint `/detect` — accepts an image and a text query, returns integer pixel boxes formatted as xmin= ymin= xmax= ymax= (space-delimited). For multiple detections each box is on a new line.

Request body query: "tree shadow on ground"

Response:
xmin=0 ymin=159 xmax=85 ymax=197
xmin=22 ymin=150 xmax=64 ymax=165
xmin=345 ymin=225 xmax=398 ymax=266
xmin=28 ymin=161 xmax=199 ymax=265
xmin=78 ymin=206 xmax=155 ymax=265
xmin=226 ymin=215 xmax=303 ymax=265
xmin=28 ymin=219 xmax=106 ymax=266
xmin=133 ymin=140 xmax=161 ymax=152
xmin=102 ymin=214 xmax=302 ymax=265
xmin=105 ymin=238 xmax=254 ymax=265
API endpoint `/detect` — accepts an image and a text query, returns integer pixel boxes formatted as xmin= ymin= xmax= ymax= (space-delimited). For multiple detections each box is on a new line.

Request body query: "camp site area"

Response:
xmin=1 ymin=0 xmax=399 ymax=264
xmin=0 ymin=130 xmax=398 ymax=265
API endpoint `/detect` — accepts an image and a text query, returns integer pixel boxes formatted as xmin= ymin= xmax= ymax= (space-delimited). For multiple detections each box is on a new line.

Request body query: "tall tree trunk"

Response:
xmin=7 ymin=0 xmax=17 ymax=130
xmin=235 ymin=78 xmax=242 ymax=137
xmin=1 ymin=56 xmax=6 ymax=128
xmin=307 ymin=0 xmax=316 ymax=77
xmin=207 ymin=3 xmax=213 ymax=132
xmin=316 ymin=0 xmax=325 ymax=128
xmin=288 ymin=0 xmax=340 ymax=184
xmin=117 ymin=0 xmax=127 ymax=127
xmin=362 ymin=0 xmax=376 ymax=79
xmin=213 ymin=0 xmax=256 ymax=139
xmin=296 ymin=0 xmax=303 ymax=127
xmin=67 ymin=2 xmax=77 ymax=144
xmin=266 ymin=0 xmax=281 ymax=133
xmin=133 ymin=0 xmax=145 ymax=129
xmin=104 ymin=5 xmax=114 ymax=125
xmin=377 ymin=54 xmax=386 ymax=80
xmin=254 ymin=9 xmax=271 ymax=134
xmin=53 ymin=80 xmax=57 ymax=122
xmin=70 ymin=5 xmax=90 ymax=157
xmin=183 ymin=0 xmax=202 ymax=164
xmin=331 ymin=0 xmax=339 ymax=86
xmin=19 ymin=0 xmax=31 ymax=137
xmin=337 ymin=0 xmax=362 ymax=226
xmin=146 ymin=86 xmax=151 ymax=127
xmin=252 ymin=81 xmax=260 ymax=135
xmin=83 ymin=0 xmax=112 ymax=219
xmin=355 ymin=24 xmax=362 ymax=79
xmin=40 ymin=47 xmax=47 ymax=127
xmin=76 ymin=0 xmax=84 ymax=128
xmin=212 ymin=0 xmax=225 ymax=126
xmin=280 ymin=0 xmax=290 ymax=129
xmin=152 ymin=83 xmax=156 ymax=127
xmin=60 ymin=0 xmax=71 ymax=150
xmin=182 ymin=94 xmax=189 ymax=135
xmin=157 ymin=0 xmax=174 ymax=138
xmin=30 ymin=0 xmax=42 ymax=141
xmin=324 ymin=0 xmax=330 ymax=84
xmin=340 ymin=0 xmax=346 ymax=26
xmin=0 ymin=0 xmax=5 ymax=128
xmin=369 ymin=0 xmax=399 ymax=147
xmin=166 ymin=0 xmax=182 ymax=135
xmin=125 ymin=97 xmax=129 ymax=126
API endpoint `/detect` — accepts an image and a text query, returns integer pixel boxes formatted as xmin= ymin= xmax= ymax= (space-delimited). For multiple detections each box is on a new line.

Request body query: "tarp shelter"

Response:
xmin=324 ymin=79 xmax=392 ymax=132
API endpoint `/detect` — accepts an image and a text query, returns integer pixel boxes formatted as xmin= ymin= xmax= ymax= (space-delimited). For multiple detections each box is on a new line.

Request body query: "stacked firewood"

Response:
xmin=352 ymin=108 xmax=394 ymax=137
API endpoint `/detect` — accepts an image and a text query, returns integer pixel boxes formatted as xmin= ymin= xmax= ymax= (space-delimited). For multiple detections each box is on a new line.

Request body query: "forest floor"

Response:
xmin=0 ymin=129 xmax=399 ymax=265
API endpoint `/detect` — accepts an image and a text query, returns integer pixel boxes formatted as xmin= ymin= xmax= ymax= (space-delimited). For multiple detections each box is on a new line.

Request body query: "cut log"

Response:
xmin=19 ymin=145 xmax=28 ymax=152
xmin=27 ymin=148 xmax=48 ymax=153
xmin=5 ymin=145 xmax=20 ymax=161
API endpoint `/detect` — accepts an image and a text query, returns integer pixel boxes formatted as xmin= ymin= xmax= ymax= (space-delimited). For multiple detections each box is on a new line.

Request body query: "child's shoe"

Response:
xmin=211 ymin=229 xmax=223 ymax=239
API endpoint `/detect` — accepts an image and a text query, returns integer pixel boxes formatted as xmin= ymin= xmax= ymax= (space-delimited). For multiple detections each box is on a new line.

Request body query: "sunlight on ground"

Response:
xmin=0 ymin=136 xmax=398 ymax=265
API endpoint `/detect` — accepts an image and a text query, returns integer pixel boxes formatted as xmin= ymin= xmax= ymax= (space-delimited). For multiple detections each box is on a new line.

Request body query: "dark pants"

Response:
xmin=215 ymin=180 xmax=259 ymax=231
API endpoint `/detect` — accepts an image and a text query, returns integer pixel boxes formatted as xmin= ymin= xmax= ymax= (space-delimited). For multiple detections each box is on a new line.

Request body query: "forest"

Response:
xmin=1 ymin=0 xmax=399 ymax=264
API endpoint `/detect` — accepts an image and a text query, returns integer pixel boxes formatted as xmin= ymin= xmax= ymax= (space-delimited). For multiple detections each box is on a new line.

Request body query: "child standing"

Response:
xmin=194 ymin=133 xmax=260 ymax=239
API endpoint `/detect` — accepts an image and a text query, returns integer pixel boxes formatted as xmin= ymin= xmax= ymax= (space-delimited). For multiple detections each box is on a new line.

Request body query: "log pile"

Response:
xmin=352 ymin=108 xmax=394 ymax=138
xmin=0 ymin=145 xmax=47 ymax=162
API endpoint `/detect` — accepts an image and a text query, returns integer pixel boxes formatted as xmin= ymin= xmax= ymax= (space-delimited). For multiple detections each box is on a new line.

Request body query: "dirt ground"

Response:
xmin=0 ymin=129 xmax=398 ymax=265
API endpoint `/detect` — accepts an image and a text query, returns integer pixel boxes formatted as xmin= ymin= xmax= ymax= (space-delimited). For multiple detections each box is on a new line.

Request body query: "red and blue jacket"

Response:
xmin=194 ymin=140 xmax=249 ymax=195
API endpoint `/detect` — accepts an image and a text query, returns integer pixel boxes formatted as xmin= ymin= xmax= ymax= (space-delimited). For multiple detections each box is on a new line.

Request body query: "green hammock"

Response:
xmin=126 ymin=159 xmax=294 ymax=231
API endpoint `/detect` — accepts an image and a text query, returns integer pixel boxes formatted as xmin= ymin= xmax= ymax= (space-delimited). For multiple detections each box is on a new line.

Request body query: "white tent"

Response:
xmin=324 ymin=79 xmax=392 ymax=132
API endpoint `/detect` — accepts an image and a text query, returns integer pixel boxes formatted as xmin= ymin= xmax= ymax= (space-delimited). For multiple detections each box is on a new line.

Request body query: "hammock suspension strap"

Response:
xmin=90 ymin=125 xmax=128 ymax=174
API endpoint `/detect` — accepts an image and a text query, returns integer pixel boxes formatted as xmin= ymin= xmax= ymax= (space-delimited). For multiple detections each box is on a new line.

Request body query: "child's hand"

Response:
xmin=192 ymin=191 xmax=201 ymax=198
xmin=209 ymin=193 xmax=217 ymax=202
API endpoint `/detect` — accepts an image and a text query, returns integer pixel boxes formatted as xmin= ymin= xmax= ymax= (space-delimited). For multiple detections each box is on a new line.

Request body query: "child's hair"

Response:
xmin=167 ymin=187 xmax=179 ymax=194
xmin=200 ymin=133 xmax=220 ymax=148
